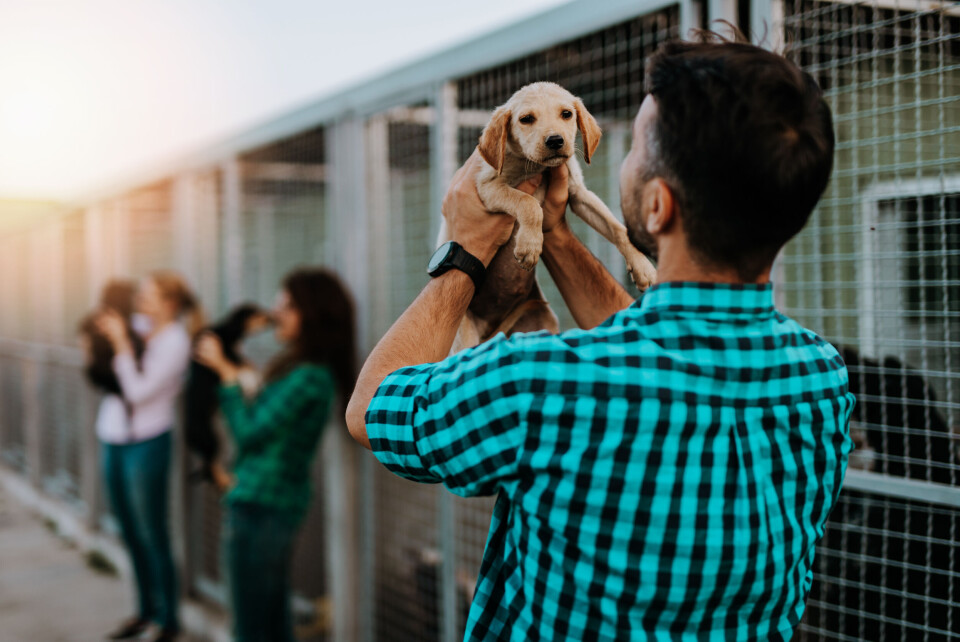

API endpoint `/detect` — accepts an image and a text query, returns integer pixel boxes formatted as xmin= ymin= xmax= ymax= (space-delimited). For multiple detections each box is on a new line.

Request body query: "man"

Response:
xmin=347 ymin=35 xmax=854 ymax=641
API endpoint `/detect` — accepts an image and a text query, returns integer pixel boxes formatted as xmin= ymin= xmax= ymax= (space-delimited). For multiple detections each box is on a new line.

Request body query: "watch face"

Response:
xmin=428 ymin=241 xmax=454 ymax=274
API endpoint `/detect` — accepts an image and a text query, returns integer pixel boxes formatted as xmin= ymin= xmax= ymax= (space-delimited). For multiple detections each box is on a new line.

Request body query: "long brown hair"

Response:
xmin=264 ymin=268 xmax=357 ymax=408
xmin=149 ymin=270 xmax=206 ymax=337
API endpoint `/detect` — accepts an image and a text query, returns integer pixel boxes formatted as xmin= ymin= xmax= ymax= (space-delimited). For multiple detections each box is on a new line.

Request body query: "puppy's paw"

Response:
xmin=627 ymin=255 xmax=657 ymax=291
xmin=514 ymin=230 xmax=544 ymax=270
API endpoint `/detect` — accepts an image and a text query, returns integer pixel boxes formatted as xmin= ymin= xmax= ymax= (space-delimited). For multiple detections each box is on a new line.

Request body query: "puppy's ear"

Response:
xmin=478 ymin=107 xmax=511 ymax=174
xmin=574 ymin=98 xmax=602 ymax=164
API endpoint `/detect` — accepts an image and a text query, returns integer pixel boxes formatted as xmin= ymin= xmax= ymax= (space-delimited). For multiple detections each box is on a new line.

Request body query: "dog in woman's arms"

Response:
xmin=184 ymin=304 xmax=271 ymax=490
xmin=438 ymin=82 xmax=657 ymax=352
xmin=78 ymin=280 xmax=145 ymax=402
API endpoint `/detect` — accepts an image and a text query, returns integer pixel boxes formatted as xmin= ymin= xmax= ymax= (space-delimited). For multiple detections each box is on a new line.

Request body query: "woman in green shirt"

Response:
xmin=195 ymin=268 xmax=355 ymax=642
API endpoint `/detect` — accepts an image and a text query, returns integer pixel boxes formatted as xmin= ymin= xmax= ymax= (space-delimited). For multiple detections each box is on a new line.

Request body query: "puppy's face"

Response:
xmin=478 ymin=82 xmax=602 ymax=174
xmin=508 ymin=84 xmax=580 ymax=167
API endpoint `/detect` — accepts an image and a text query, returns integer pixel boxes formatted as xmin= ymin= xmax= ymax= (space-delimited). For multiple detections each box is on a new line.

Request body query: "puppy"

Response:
xmin=440 ymin=82 xmax=657 ymax=351
xmin=78 ymin=280 xmax=145 ymax=402
xmin=184 ymin=304 xmax=270 ymax=486
xmin=476 ymin=82 xmax=656 ymax=282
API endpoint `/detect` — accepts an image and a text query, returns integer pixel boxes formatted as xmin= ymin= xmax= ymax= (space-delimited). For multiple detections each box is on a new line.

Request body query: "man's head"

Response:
xmin=620 ymin=34 xmax=835 ymax=281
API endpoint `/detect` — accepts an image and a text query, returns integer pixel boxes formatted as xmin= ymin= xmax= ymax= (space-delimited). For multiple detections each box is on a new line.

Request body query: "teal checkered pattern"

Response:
xmin=367 ymin=282 xmax=855 ymax=641
xmin=220 ymin=363 xmax=334 ymax=522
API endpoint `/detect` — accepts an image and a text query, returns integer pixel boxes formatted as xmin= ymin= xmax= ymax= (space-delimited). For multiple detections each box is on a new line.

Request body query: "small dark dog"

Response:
xmin=78 ymin=280 xmax=145 ymax=400
xmin=184 ymin=304 xmax=270 ymax=485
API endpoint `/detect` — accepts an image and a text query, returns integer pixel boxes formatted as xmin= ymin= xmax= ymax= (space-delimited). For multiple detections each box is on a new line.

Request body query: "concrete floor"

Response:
xmin=0 ymin=482 xmax=221 ymax=642
xmin=0 ymin=481 xmax=133 ymax=641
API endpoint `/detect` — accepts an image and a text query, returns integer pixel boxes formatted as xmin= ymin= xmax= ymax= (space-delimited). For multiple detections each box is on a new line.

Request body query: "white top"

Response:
xmin=96 ymin=322 xmax=191 ymax=444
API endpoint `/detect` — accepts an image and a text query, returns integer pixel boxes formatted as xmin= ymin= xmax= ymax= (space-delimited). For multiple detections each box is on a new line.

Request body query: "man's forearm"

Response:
xmin=346 ymin=270 xmax=474 ymax=449
xmin=541 ymin=222 xmax=635 ymax=329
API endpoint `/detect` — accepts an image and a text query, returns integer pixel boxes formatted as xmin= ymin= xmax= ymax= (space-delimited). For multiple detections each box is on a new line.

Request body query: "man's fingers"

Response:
xmin=516 ymin=173 xmax=543 ymax=196
xmin=546 ymin=165 xmax=569 ymax=206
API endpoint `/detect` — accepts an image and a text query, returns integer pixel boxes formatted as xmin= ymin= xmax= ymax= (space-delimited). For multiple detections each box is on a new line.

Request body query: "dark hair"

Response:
xmin=264 ymin=268 xmax=357 ymax=409
xmin=78 ymin=280 xmax=145 ymax=396
xmin=641 ymin=31 xmax=835 ymax=280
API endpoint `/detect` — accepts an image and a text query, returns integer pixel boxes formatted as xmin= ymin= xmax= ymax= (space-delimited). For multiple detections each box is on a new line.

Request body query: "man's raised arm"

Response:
xmin=539 ymin=167 xmax=635 ymax=329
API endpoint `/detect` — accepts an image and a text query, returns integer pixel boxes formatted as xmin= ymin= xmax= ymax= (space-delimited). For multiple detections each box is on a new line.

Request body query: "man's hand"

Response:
xmin=444 ymin=153 xmax=572 ymax=265
xmin=442 ymin=152 xmax=516 ymax=266
xmin=522 ymin=164 xmax=569 ymax=234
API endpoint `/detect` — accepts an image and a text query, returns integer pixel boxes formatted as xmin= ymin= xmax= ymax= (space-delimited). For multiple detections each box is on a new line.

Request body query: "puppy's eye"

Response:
xmin=561 ymin=110 xmax=573 ymax=120
xmin=519 ymin=115 xmax=536 ymax=125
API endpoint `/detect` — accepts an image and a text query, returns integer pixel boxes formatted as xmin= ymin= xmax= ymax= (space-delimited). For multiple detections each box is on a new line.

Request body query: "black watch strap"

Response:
xmin=428 ymin=241 xmax=486 ymax=290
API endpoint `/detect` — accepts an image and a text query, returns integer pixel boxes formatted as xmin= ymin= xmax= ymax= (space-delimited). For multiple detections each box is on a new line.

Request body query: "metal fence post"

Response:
xmin=680 ymin=0 xmax=702 ymax=38
xmin=325 ymin=116 xmax=369 ymax=642
xmin=22 ymin=349 xmax=43 ymax=488
xmin=358 ymin=112 xmax=389 ymax=642
xmin=170 ymin=172 xmax=196 ymax=604
xmin=222 ymin=159 xmax=244 ymax=308
xmin=431 ymin=81 xmax=461 ymax=642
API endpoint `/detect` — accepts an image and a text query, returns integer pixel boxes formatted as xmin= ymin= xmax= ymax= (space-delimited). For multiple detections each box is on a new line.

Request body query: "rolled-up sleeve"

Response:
xmin=365 ymin=334 xmax=532 ymax=497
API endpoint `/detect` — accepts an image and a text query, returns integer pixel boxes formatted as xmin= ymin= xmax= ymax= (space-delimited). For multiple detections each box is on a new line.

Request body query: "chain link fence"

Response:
xmin=0 ymin=1 xmax=958 ymax=639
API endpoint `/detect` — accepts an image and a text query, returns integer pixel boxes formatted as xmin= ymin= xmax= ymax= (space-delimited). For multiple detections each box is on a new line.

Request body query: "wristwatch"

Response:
xmin=427 ymin=241 xmax=486 ymax=289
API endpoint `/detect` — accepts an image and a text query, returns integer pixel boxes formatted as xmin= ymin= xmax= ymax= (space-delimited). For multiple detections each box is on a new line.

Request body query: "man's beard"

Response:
xmin=627 ymin=225 xmax=658 ymax=261
xmin=621 ymin=188 xmax=658 ymax=260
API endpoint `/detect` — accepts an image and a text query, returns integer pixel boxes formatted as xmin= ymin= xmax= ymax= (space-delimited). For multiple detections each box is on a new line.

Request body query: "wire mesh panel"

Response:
xmin=61 ymin=211 xmax=88 ymax=343
xmin=805 ymin=492 xmax=960 ymax=641
xmin=125 ymin=182 xmax=176 ymax=279
xmin=779 ymin=1 xmax=960 ymax=638
xmin=363 ymin=104 xmax=446 ymax=641
xmin=38 ymin=353 xmax=87 ymax=504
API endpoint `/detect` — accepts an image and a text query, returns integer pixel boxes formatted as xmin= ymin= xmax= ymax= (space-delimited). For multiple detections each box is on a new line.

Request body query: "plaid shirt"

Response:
xmin=220 ymin=363 xmax=334 ymax=521
xmin=367 ymin=282 xmax=854 ymax=641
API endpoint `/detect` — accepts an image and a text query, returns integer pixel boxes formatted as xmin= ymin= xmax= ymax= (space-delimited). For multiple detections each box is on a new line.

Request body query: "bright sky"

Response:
xmin=0 ymin=0 xmax=567 ymax=200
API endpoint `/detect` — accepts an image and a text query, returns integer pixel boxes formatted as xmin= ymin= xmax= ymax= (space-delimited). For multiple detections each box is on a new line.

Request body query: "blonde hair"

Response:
xmin=148 ymin=270 xmax=206 ymax=337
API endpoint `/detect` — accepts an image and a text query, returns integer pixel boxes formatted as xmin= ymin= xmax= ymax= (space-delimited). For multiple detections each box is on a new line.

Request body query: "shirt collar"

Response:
xmin=635 ymin=281 xmax=776 ymax=318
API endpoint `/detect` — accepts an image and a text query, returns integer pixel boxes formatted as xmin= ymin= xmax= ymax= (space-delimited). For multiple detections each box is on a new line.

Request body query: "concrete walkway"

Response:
xmin=0 ymin=481 xmax=131 ymax=641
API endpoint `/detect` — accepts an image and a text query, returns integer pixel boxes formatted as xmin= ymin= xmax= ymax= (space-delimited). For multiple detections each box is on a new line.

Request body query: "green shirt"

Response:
xmin=219 ymin=363 xmax=335 ymax=522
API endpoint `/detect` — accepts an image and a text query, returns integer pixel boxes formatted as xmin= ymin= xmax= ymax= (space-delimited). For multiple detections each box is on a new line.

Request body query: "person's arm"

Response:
xmin=100 ymin=317 xmax=189 ymax=405
xmin=541 ymin=222 xmax=635 ymax=329
xmin=347 ymin=271 xmax=477 ymax=449
xmin=218 ymin=366 xmax=331 ymax=451
xmin=346 ymin=153 xmax=517 ymax=448
xmin=536 ymin=166 xmax=635 ymax=329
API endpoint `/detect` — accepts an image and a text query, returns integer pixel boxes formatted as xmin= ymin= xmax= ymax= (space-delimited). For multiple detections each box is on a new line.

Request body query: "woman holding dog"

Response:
xmin=194 ymin=267 xmax=356 ymax=642
xmin=93 ymin=270 xmax=204 ymax=642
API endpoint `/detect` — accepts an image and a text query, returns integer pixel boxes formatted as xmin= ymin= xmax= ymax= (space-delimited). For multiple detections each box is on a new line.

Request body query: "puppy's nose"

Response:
xmin=545 ymin=135 xmax=564 ymax=150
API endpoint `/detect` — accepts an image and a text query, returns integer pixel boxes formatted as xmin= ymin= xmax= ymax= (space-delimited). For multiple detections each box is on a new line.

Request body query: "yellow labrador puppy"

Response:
xmin=439 ymin=82 xmax=657 ymax=352
xmin=477 ymin=82 xmax=656 ymax=283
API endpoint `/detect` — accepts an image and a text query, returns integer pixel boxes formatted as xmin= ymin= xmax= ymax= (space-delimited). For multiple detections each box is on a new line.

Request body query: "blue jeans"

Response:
xmin=102 ymin=432 xmax=179 ymax=632
xmin=224 ymin=502 xmax=299 ymax=642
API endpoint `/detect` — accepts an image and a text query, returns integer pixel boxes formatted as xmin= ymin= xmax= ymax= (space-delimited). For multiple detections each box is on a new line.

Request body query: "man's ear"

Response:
xmin=644 ymin=178 xmax=676 ymax=235
xmin=477 ymin=107 xmax=511 ymax=174
xmin=574 ymin=98 xmax=602 ymax=164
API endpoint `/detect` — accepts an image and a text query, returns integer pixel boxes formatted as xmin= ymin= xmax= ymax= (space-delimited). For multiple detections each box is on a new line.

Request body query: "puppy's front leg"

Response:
xmin=477 ymin=180 xmax=544 ymax=270
xmin=568 ymin=183 xmax=657 ymax=290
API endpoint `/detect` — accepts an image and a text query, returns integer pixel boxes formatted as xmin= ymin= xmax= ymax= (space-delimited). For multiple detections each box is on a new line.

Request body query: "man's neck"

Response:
xmin=653 ymin=240 xmax=771 ymax=285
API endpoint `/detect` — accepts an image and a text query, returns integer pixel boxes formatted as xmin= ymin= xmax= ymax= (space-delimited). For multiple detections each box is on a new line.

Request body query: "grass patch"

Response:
xmin=85 ymin=549 xmax=118 ymax=576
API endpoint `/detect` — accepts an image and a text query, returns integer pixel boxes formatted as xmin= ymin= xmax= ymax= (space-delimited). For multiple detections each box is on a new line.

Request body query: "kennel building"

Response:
xmin=0 ymin=0 xmax=958 ymax=639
